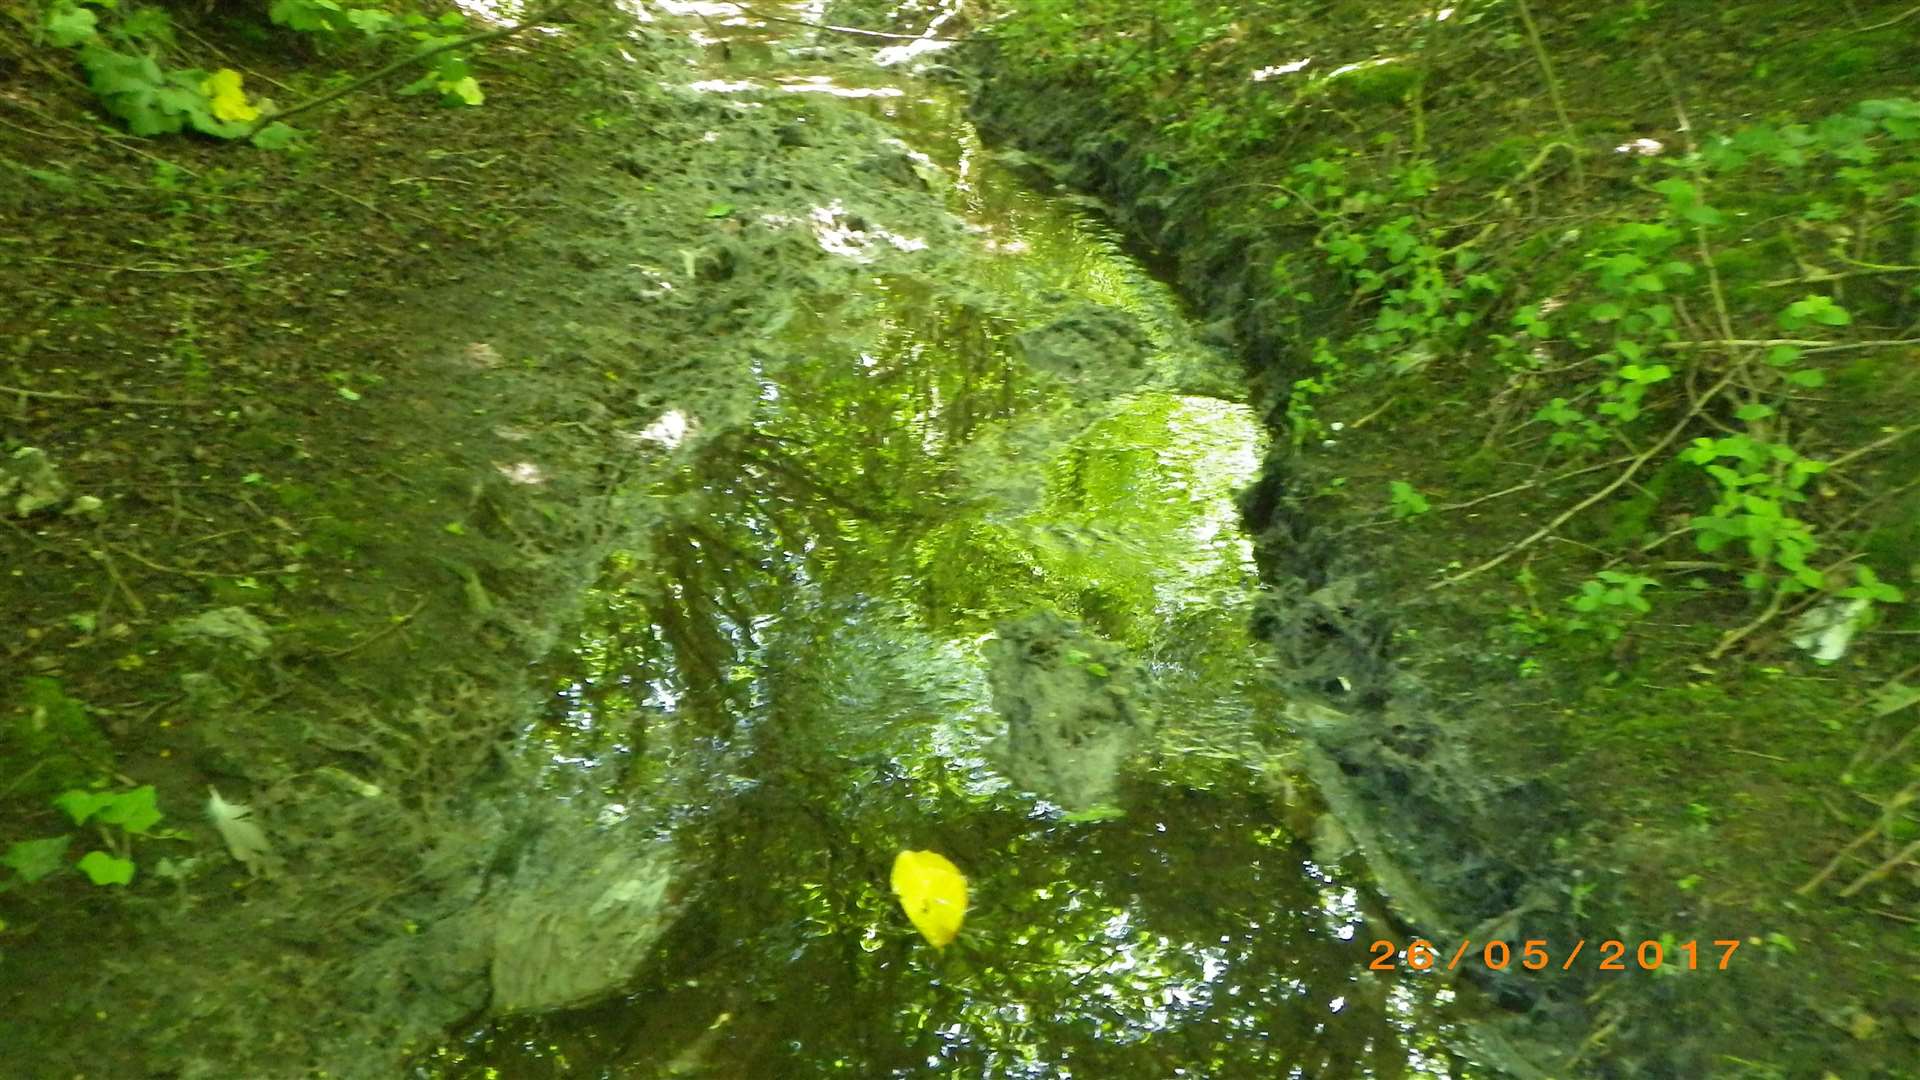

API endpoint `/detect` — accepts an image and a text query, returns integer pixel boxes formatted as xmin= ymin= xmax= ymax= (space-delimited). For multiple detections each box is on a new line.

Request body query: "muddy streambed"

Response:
xmin=404 ymin=4 xmax=1492 ymax=1077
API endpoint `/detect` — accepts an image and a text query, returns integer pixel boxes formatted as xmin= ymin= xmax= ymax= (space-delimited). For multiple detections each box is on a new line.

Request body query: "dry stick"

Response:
xmin=1797 ymin=778 xmax=1920 ymax=895
xmin=0 ymin=384 xmax=206 ymax=408
xmin=1662 ymin=337 xmax=1920 ymax=352
xmin=1825 ymin=423 xmax=1920 ymax=472
xmin=722 ymin=1 xmax=968 ymax=42
xmin=27 ymin=255 xmax=264 ymax=274
xmin=1512 ymin=0 xmax=1583 ymax=191
xmin=1839 ymin=835 xmax=1920 ymax=897
xmin=1849 ymin=4 xmax=1920 ymax=33
xmin=1429 ymin=369 xmax=1737 ymax=589
xmin=249 ymin=10 xmax=559 ymax=136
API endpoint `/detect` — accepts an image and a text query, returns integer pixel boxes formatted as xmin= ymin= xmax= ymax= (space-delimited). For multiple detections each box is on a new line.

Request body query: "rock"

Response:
xmin=1013 ymin=303 xmax=1152 ymax=397
xmin=986 ymin=610 xmax=1150 ymax=810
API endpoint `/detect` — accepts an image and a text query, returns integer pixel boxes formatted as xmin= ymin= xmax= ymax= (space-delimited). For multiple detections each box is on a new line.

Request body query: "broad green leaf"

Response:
xmin=46 ymin=5 xmax=99 ymax=47
xmin=441 ymin=76 xmax=484 ymax=106
xmin=2 ymin=836 xmax=73 ymax=883
xmin=54 ymin=789 xmax=115 ymax=826
xmin=95 ymin=785 xmax=162 ymax=834
xmin=76 ymin=850 xmax=134 ymax=886
xmin=250 ymin=122 xmax=300 ymax=150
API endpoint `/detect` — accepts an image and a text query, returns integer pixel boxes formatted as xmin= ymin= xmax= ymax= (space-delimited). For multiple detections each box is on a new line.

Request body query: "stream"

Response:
xmin=421 ymin=3 xmax=1465 ymax=1075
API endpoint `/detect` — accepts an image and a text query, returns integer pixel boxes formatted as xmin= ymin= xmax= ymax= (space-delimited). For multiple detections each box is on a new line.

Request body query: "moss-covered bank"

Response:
xmin=968 ymin=1 xmax=1920 ymax=1076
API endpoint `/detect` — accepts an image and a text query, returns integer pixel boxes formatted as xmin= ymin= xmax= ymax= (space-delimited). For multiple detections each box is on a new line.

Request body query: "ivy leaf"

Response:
xmin=76 ymin=850 xmax=134 ymax=886
xmin=1 ymin=836 xmax=73 ymax=884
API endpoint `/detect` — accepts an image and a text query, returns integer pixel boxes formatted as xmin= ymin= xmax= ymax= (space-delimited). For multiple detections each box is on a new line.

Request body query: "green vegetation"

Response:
xmin=978 ymin=0 xmax=1920 ymax=1075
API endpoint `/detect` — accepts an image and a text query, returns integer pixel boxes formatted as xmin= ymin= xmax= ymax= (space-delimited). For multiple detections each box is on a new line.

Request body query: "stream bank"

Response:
xmin=6 ymin=2 xmax=1502 ymax=1077
xmin=967 ymin=1 xmax=1920 ymax=1077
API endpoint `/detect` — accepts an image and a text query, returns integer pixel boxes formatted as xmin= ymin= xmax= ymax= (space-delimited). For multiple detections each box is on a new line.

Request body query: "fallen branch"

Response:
xmin=250 ymin=9 xmax=560 ymax=136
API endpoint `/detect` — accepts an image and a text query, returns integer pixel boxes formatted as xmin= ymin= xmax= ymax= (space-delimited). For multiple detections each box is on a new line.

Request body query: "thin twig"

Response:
xmin=91 ymin=544 xmax=146 ymax=617
xmin=1839 ymin=835 xmax=1920 ymax=897
xmin=1660 ymin=337 xmax=1920 ymax=353
xmin=1848 ymin=5 xmax=1920 ymax=33
xmin=26 ymin=255 xmax=265 ymax=274
xmin=0 ymin=384 xmax=207 ymax=407
xmin=1430 ymin=370 xmax=1736 ymax=589
xmin=1826 ymin=424 xmax=1920 ymax=472
xmin=1511 ymin=0 xmax=1584 ymax=191
xmin=318 ymin=596 xmax=429 ymax=658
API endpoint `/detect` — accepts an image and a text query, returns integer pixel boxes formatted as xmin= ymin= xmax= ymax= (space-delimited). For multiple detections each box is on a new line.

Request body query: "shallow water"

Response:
xmin=419 ymin=4 xmax=1468 ymax=1076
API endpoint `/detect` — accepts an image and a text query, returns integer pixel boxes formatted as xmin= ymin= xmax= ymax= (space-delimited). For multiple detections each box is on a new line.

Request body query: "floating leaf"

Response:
xmin=890 ymin=849 xmax=967 ymax=948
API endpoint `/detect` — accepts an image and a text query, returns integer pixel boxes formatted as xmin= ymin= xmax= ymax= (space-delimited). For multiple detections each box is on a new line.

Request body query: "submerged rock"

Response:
xmin=986 ymin=610 xmax=1150 ymax=810
xmin=1013 ymin=302 xmax=1152 ymax=398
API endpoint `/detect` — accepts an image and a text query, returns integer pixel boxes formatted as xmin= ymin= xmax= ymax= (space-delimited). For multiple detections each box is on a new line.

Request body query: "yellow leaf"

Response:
xmin=202 ymin=68 xmax=259 ymax=124
xmin=890 ymin=849 xmax=967 ymax=948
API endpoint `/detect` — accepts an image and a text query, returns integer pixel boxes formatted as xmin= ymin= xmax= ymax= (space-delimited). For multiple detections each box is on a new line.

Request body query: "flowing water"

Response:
xmin=420 ymin=4 xmax=1468 ymax=1075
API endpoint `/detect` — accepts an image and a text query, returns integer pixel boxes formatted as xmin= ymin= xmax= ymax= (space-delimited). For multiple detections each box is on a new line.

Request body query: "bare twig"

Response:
xmin=0 ymin=384 xmax=207 ymax=408
xmin=1511 ymin=0 xmax=1584 ymax=191
xmin=1660 ymin=337 xmax=1920 ymax=353
xmin=1429 ymin=370 xmax=1736 ymax=588
xmin=1839 ymin=835 xmax=1920 ymax=897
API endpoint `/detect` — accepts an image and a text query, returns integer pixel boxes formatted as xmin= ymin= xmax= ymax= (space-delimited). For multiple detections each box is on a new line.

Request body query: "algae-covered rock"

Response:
xmin=1014 ymin=302 xmax=1152 ymax=398
xmin=488 ymin=831 xmax=687 ymax=1014
xmin=986 ymin=610 xmax=1150 ymax=810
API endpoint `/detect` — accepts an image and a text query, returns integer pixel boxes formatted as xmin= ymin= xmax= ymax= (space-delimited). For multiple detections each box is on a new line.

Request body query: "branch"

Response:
xmin=1429 ymin=370 xmax=1737 ymax=589
xmin=250 ymin=9 xmax=560 ymax=136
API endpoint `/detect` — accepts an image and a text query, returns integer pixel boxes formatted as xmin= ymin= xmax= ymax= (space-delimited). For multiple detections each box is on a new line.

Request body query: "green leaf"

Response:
xmin=1780 ymin=294 xmax=1850 ymax=329
xmin=250 ymin=121 xmax=300 ymax=150
xmin=1785 ymin=369 xmax=1826 ymax=388
xmin=54 ymin=789 xmax=115 ymax=826
xmin=441 ymin=76 xmax=484 ymax=107
xmin=2 ymin=836 xmax=73 ymax=883
xmin=46 ymin=5 xmax=100 ymax=47
xmin=95 ymin=785 xmax=161 ymax=835
xmin=1734 ymin=403 xmax=1775 ymax=422
xmin=706 ymin=203 xmax=736 ymax=218
xmin=76 ymin=850 xmax=134 ymax=886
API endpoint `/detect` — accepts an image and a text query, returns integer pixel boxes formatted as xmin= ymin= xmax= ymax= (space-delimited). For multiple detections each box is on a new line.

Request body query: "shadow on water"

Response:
xmin=417 ymin=4 xmax=1474 ymax=1077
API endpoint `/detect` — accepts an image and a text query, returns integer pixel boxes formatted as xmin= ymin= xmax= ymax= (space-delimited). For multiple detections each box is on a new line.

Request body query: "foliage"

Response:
xmin=985 ymin=2 xmax=1918 ymax=664
xmin=34 ymin=0 xmax=489 ymax=143
xmin=2 ymin=786 xmax=163 ymax=889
